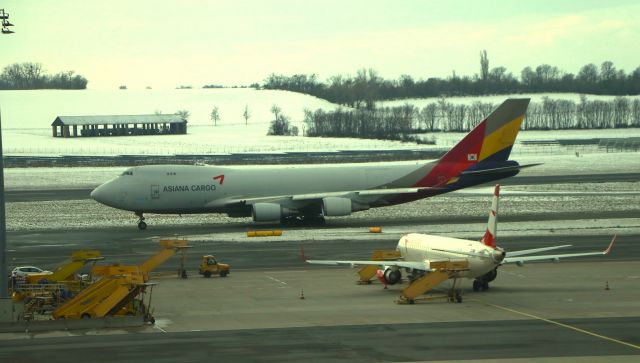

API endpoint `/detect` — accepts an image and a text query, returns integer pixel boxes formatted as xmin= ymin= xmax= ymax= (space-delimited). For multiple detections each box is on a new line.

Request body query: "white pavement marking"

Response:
xmin=266 ymin=275 xmax=287 ymax=285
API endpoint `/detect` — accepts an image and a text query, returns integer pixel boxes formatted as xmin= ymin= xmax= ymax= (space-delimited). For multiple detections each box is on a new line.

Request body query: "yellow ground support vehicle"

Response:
xmin=198 ymin=255 xmax=230 ymax=278
xmin=24 ymin=250 xmax=103 ymax=284
xmin=52 ymin=239 xmax=188 ymax=320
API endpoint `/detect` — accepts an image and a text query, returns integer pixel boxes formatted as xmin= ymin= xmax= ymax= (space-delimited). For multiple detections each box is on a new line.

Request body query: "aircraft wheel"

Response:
xmin=472 ymin=280 xmax=480 ymax=292
xmin=456 ymin=293 xmax=463 ymax=303
xmin=481 ymin=281 xmax=489 ymax=291
xmin=138 ymin=221 xmax=147 ymax=230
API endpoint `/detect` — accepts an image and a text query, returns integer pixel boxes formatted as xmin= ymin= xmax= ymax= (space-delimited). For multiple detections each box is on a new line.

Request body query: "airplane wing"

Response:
xmin=506 ymin=245 xmax=572 ymax=257
xmin=306 ymin=259 xmax=432 ymax=271
xmin=503 ymin=235 xmax=616 ymax=265
xmin=227 ymin=186 xmax=441 ymax=205
xmin=460 ymin=163 xmax=542 ymax=176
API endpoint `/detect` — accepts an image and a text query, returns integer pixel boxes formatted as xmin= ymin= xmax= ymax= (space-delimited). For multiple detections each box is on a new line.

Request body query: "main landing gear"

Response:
xmin=280 ymin=215 xmax=326 ymax=226
xmin=472 ymin=280 xmax=490 ymax=292
xmin=135 ymin=212 xmax=147 ymax=230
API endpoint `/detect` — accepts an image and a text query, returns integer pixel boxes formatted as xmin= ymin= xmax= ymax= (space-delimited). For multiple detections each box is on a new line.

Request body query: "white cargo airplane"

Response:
xmin=307 ymin=184 xmax=616 ymax=293
xmin=92 ymin=99 xmax=536 ymax=229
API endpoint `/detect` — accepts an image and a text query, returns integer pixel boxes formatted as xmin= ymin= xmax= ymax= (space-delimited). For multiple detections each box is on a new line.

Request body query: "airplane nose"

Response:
xmin=91 ymin=183 xmax=114 ymax=206
xmin=90 ymin=185 xmax=105 ymax=203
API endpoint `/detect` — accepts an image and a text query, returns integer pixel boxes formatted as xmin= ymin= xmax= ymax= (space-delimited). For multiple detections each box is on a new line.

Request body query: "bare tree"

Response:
xmin=242 ymin=104 xmax=251 ymax=125
xmin=176 ymin=109 xmax=190 ymax=121
xmin=480 ymin=50 xmax=489 ymax=81
xmin=270 ymin=104 xmax=281 ymax=120
xmin=210 ymin=106 xmax=220 ymax=126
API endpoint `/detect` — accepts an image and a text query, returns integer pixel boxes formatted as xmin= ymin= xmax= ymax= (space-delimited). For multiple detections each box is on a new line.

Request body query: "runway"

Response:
xmin=1 ymin=318 xmax=638 ymax=362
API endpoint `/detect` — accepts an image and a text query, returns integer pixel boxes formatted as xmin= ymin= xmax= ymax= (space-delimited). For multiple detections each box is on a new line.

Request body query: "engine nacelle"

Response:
xmin=321 ymin=197 xmax=352 ymax=216
xmin=251 ymin=203 xmax=294 ymax=222
xmin=321 ymin=197 xmax=368 ymax=217
xmin=376 ymin=268 xmax=401 ymax=285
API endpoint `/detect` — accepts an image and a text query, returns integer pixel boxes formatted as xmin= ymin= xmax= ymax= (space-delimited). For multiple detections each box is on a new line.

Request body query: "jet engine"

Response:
xmin=321 ymin=197 xmax=368 ymax=217
xmin=376 ymin=268 xmax=401 ymax=285
xmin=251 ymin=203 xmax=295 ymax=222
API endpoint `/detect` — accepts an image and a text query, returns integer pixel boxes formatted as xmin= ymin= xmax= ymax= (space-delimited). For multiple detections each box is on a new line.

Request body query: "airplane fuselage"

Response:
xmin=396 ymin=233 xmax=503 ymax=279
xmin=91 ymin=161 xmax=439 ymax=215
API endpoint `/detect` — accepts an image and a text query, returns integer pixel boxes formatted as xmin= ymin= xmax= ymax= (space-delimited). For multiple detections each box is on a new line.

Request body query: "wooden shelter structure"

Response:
xmin=51 ymin=114 xmax=187 ymax=138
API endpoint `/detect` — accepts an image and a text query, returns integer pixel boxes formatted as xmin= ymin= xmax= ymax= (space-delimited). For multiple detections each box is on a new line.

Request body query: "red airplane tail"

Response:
xmin=480 ymin=184 xmax=500 ymax=248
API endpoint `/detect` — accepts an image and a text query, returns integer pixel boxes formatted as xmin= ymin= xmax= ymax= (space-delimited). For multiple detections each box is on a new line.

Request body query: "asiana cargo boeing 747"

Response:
xmin=91 ymin=98 xmax=537 ymax=229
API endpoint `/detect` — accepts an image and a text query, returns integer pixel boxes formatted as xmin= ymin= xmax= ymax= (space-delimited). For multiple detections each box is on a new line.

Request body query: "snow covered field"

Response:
xmin=2 ymin=89 xmax=639 ymax=156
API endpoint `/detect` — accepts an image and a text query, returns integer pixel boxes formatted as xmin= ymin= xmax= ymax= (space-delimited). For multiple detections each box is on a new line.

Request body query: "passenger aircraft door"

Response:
xmin=150 ymin=185 xmax=160 ymax=199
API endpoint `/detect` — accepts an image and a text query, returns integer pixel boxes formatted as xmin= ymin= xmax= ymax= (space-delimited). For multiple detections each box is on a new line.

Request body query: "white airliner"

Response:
xmin=307 ymin=184 xmax=616 ymax=293
xmin=91 ymin=99 xmax=537 ymax=229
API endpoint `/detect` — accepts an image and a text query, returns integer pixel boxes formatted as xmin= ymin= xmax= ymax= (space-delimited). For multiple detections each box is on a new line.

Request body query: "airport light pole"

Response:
xmin=0 ymin=109 xmax=7 ymax=299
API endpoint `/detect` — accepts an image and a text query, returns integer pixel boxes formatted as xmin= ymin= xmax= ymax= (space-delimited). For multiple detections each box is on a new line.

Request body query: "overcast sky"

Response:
xmin=2 ymin=0 xmax=639 ymax=90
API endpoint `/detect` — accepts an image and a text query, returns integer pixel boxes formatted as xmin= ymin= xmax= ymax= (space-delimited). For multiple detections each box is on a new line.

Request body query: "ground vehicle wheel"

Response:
xmin=203 ymin=271 xmax=212 ymax=278
xmin=81 ymin=313 xmax=91 ymax=319
xmin=138 ymin=221 xmax=147 ymax=230
xmin=220 ymin=270 xmax=228 ymax=277
xmin=456 ymin=294 xmax=463 ymax=303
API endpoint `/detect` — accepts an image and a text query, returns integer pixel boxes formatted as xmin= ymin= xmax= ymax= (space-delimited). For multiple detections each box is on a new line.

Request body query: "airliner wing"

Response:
xmin=503 ymin=235 xmax=616 ymax=265
xmin=228 ymin=186 xmax=439 ymax=205
xmin=507 ymin=245 xmax=572 ymax=257
xmin=306 ymin=259 xmax=432 ymax=271
xmin=460 ymin=163 xmax=542 ymax=176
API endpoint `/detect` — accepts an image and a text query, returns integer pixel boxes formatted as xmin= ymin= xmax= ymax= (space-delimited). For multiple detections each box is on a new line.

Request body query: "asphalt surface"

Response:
xmin=1 ymin=318 xmax=638 ymax=362
xmin=2 ymin=171 xmax=639 ymax=362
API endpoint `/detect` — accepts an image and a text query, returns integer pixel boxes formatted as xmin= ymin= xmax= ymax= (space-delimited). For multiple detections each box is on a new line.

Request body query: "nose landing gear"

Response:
xmin=135 ymin=212 xmax=147 ymax=230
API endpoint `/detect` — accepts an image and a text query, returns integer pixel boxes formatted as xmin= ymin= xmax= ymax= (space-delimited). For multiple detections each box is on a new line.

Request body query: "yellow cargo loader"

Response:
xmin=52 ymin=239 xmax=188 ymax=321
xmin=25 ymin=250 xmax=103 ymax=284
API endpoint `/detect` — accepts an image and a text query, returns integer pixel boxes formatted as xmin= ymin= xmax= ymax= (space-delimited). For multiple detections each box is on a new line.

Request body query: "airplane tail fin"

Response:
xmin=413 ymin=98 xmax=530 ymax=188
xmin=480 ymin=184 xmax=500 ymax=248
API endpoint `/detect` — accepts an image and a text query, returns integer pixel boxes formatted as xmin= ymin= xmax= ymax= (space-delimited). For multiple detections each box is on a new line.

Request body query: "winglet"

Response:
xmin=604 ymin=234 xmax=617 ymax=255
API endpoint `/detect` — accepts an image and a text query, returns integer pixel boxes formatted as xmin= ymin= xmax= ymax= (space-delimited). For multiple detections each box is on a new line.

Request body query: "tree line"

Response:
xmin=262 ymin=53 xmax=640 ymax=108
xmin=0 ymin=62 xmax=88 ymax=89
xmin=302 ymin=96 xmax=640 ymax=142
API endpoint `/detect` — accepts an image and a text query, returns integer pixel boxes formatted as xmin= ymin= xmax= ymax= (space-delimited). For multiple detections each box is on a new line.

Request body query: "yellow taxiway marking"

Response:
xmin=481 ymin=300 xmax=640 ymax=351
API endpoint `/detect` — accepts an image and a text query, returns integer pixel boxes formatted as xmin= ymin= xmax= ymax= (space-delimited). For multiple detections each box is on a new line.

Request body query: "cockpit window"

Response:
xmin=121 ymin=171 xmax=133 ymax=176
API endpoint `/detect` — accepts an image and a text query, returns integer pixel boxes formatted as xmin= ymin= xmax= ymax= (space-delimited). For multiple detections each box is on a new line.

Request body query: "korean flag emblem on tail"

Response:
xmin=467 ymin=153 xmax=478 ymax=161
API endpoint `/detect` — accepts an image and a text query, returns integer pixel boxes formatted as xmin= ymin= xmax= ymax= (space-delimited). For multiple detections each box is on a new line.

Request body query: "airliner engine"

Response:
xmin=376 ymin=268 xmax=401 ymax=285
xmin=321 ymin=197 xmax=368 ymax=217
xmin=251 ymin=203 xmax=295 ymax=222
